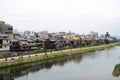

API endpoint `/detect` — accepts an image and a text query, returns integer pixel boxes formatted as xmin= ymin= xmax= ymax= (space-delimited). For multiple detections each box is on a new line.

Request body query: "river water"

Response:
xmin=1 ymin=46 xmax=120 ymax=80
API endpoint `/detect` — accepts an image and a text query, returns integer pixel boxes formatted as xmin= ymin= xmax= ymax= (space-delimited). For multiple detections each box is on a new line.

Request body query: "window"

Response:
xmin=8 ymin=28 xmax=13 ymax=30
xmin=0 ymin=40 xmax=2 ymax=48
xmin=6 ymin=40 xmax=8 ymax=43
xmin=0 ymin=40 xmax=2 ymax=44
xmin=0 ymin=46 xmax=2 ymax=48
xmin=3 ymin=36 xmax=7 ymax=38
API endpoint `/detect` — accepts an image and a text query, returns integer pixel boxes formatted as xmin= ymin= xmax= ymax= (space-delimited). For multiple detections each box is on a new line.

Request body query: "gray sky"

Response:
xmin=0 ymin=0 xmax=120 ymax=35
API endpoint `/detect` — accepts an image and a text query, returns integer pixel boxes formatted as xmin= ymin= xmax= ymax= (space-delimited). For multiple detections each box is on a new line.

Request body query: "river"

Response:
xmin=0 ymin=46 xmax=120 ymax=80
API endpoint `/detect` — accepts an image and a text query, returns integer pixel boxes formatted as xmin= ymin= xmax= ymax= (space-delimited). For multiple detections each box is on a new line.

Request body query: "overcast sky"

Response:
xmin=0 ymin=0 xmax=120 ymax=35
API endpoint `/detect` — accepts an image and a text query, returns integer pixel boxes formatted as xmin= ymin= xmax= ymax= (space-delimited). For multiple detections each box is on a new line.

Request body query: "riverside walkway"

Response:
xmin=0 ymin=42 xmax=120 ymax=68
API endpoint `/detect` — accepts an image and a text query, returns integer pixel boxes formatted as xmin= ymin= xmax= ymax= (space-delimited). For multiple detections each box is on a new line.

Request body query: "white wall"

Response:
xmin=0 ymin=39 xmax=10 ymax=51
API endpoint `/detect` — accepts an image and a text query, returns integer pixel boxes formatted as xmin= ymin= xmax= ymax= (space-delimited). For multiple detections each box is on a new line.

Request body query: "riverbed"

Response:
xmin=0 ymin=46 xmax=120 ymax=80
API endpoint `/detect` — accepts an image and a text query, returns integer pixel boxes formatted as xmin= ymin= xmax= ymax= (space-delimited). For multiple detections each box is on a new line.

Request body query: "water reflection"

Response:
xmin=1 ymin=47 xmax=120 ymax=80
xmin=0 ymin=54 xmax=82 ymax=80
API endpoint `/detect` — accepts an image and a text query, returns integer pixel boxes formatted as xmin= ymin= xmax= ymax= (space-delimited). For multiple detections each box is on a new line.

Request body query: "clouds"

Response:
xmin=1 ymin=0 xmax=120 ymax=16
xmin=0 ymin=0 xmax=120 ymax=35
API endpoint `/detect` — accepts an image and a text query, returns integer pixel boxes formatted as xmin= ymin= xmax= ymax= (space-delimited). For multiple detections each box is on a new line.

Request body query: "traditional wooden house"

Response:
xmin=10 ymin=39 xmax=20 ymax=51
xmin=27 ymin=39 xmax=38 ymax=50
xmin=44 ymin=38 xmax=56 ymax=49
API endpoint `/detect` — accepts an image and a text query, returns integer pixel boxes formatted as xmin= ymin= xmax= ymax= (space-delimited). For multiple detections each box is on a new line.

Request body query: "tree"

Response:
xmin=104 ymin=39 xmax=110 ymax=44
xmin=13 ymin=28 xmax=18 ymax=33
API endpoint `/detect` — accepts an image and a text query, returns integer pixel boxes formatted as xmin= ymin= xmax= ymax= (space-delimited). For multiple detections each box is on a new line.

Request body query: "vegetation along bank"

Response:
xmin=0 ymin=42 xmax=120 ymax=69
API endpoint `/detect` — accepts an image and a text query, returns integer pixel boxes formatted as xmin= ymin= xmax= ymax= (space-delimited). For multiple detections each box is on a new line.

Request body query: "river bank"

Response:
xmin=0 ymin=42 xmax=120 ymax=69
xmin=113 ymin=64 xmax=120 ymax=77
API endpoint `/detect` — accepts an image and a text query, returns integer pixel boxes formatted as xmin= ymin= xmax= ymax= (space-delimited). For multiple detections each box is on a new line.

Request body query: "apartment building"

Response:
xmin=0 ymin=34 xmax=10 ymax=51
xmin=0 ymin=21 xmax=13 ymax=34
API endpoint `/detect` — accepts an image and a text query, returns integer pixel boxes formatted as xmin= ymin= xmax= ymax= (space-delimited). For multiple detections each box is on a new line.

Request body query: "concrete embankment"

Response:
xmin=0 ymin=42 xmax=120 ymax=69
